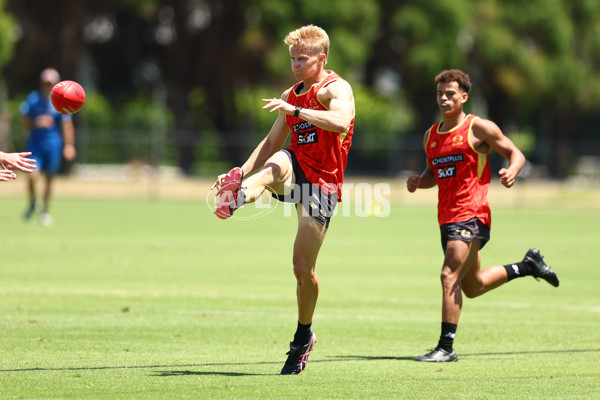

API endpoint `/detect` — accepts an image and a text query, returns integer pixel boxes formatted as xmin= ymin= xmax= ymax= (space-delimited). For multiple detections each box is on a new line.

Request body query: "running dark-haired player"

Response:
xmin=406 ymin=69 xmax=559 ymax=362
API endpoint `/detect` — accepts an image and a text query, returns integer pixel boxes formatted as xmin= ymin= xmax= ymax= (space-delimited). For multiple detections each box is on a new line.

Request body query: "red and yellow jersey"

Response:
xmin=425 ymin=114 xmax=491 ymax=227
xmin=285 ymin=70 xmax=354 ymax=201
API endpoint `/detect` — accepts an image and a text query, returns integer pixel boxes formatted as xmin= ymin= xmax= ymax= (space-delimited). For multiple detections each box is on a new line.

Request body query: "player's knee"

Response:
xmin=439 ymin=269 xmax=461 ymax=295
xmin=292 ymin=262 xmax=309 ymax=281
xmin=264 ymin=151 xmax=292 ymax=181
xmin=264 ymin=161 xmax=281 ymax=176
xmin=439 ymin=268 xmax=458 ymax=286
xmin=263 ymin=152 xmax=289 ymax=179
xmin=292 ymin=257 xmax=314 ymax=282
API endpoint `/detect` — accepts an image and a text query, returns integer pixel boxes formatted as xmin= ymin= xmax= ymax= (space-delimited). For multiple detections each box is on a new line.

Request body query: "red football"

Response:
xmin=50 ymin=80 xmax=86 ymax=114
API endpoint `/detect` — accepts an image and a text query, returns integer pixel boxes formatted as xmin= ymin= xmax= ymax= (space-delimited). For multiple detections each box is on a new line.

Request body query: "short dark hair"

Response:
xmin=435 ymin=69 xmax=472 ymax=93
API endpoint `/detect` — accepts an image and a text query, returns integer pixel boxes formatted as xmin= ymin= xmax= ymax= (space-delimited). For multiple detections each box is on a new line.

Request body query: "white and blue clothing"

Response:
xmin=20 ymin=90 xmax=72 ymax=174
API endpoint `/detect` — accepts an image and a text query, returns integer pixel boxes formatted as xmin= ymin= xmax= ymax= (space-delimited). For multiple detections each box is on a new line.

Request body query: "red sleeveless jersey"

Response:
xmin=285 ymin=70 xmax=354 ymax=201
xmin=425 ymin=114 xmax=491 ymax=228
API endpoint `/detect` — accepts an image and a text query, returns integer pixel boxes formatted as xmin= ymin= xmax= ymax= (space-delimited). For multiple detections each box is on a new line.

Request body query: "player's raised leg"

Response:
xmin=461 ymin=252 xmax=507 ymax=299
xmin=243 ymin=150 xmax=294 ymax=203
xmin=214 ymin=151 xmax=294 ymax=219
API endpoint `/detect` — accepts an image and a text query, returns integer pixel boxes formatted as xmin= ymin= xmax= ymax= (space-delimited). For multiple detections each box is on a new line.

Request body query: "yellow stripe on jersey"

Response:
xmin=340 ymin=126 xmax=348 ymax=144
xmin=466 ymin=115 xmax=488 ymax=178
xmin=478 ymin=151 xmax=488 ymax=179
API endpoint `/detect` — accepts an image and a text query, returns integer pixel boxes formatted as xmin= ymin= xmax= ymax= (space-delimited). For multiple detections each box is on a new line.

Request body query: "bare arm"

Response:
xmin=472 ymin=119 xmax=525 ymax=188
xmin=212 ymin=90 xmax=292 ymax=190
xmin=261 ymin=79 xmax=355 ymax=134
xmin=62 ymin=119 xmax=76 ymax=161
xmin=407 ymin=130 xmax=437 ymax=192
xmin=0 ymin=151 xmax=36 ymax=173
xmin=407 ymin=166 xmax=437 ymax=192
xmin=240 ymin=109 xmax=290 ymax=177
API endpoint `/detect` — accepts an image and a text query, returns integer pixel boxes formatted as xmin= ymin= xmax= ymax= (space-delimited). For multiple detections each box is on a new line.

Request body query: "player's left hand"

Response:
xmin=261 ymin=98 xmax=293 ymax=115
xmin=499 ymin=168 xmax=516 ymax=188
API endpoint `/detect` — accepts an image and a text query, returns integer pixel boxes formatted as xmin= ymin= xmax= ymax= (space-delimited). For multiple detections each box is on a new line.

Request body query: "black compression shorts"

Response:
xmin=440 ymin=217 xmax=490 ymax=252
xmin=271 ymin=150 xmax=337 ymax=228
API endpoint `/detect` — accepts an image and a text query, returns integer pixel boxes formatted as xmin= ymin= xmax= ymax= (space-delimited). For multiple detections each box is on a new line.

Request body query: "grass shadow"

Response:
xmin=0 ymin=361 xmax=281 ymax=374
xmin=322 ymin=355 xmax=415 ymax=362
xmin=460 ymin=348 xmax=600 ymax=358
xmin=153 ymin=370 xmax=270 ymax=377
xmin=2 ymin=348 xmax=597 ymax=375
xmin=331 ymin=348 xmax=600 ymax=362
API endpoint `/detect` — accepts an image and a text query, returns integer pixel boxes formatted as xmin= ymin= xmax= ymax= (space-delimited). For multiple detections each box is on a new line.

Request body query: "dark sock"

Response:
xmin=437 ymin=322 xmax=457 ymax=352
xmin=503 ymin=261 xmax=532 ymax=281
xmin=292 ymin=321 xmax=312 ymax=345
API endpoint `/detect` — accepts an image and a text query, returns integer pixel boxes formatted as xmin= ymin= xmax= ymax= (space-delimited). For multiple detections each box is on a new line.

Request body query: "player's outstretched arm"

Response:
xmin=212 ymin=91 xmax=292 ymax=190
xmin=261 ymin=79 xmax=355 ymax=134
xmin=0 ymin=151 xmax=37 ymax=173
xmin=240 ymin=109 xmax=290 ymax=177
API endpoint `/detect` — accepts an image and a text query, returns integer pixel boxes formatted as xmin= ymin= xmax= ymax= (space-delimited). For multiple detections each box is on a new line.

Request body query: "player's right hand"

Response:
xmin=211 ymin=173 xmax=227 ymax=193
xmin=406 ymin=175 xmax=420 ymax=193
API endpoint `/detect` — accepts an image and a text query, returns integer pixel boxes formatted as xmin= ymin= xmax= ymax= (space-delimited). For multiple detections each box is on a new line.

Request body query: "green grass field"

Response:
xmin=1 ymin=184 xmax=599 ymax=399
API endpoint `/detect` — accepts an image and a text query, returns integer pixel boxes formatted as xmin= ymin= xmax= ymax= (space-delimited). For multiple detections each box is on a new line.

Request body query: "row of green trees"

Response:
xmin=1 ymin=0 xmax=600 ymax=177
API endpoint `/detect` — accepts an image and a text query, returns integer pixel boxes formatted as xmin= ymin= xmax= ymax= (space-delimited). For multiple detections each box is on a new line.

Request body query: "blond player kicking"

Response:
xmin=212 ymin=25 xmax=355 ymax=374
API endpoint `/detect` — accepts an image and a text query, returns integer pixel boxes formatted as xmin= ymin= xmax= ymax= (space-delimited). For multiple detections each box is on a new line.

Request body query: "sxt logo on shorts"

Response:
xmin=297 ymin=129 xmax=318 ymax=145
xmin=437 ymin=165 xmax=456 ymax=179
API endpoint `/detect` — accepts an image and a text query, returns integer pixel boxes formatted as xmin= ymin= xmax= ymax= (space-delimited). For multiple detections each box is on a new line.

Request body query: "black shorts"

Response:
xmin=271 ymin=150 xmax=337 ymax=228
xmin=440 ymin=217 xmax=490 ymax=252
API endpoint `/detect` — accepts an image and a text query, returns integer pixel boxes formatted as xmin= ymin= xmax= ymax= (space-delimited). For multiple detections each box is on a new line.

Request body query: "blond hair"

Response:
xmin=284 ymin=25 xmax=329 ymax=57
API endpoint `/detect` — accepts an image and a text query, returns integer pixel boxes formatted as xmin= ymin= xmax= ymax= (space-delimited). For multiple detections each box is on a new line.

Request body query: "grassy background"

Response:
xmin=0 ymin=178 xmax=599 ymax=399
